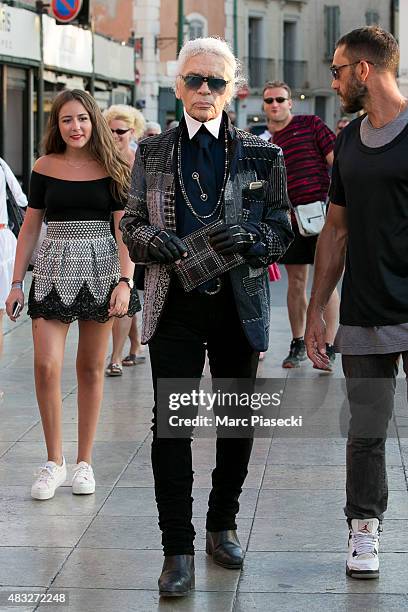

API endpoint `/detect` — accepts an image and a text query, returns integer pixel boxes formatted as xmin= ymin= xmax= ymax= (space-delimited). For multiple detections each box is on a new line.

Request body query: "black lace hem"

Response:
xmin=28 ymin=280 xmax=141 ymax=324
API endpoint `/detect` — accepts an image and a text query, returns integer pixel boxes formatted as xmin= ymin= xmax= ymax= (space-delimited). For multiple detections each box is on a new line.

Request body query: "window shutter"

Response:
xmin=366 ymin=11 xmax=380 ymax=26
xmin=325 ymin=6 xmax=340 ymax=60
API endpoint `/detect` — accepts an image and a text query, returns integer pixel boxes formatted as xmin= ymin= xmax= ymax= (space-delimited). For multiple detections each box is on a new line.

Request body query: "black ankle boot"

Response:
xmin=158 ymin=554 xmax=195 ymax=597
xmin=206 ymin=530 xmax=244 ymax=569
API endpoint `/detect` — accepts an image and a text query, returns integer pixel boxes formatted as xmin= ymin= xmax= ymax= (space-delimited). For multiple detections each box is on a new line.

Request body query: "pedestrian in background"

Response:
xmin=261 ymin=80 xmax=339 ymax=370
xmin=336 ymin=116 xmax=350 ymax=135
xmin=6 ymin=89 xmax=140 ymax=501
xmin=103 ymin=104 xmax=146 ymax=376
xmin=104 ymin=103 xmax=145 ymax=156
xmin=144 ymin=121 xmax=162 ymax=137
xmin=0 ymin=158 xmax=27 ymax=359
xmin=306 ymin=26 xmax=407 ymax=580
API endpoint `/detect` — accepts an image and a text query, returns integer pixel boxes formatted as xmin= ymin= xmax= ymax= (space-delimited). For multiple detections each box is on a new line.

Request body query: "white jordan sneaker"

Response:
xmin=346 ymin=518 xmax=380 ymax=579
xmin=71 ymin=462 xmax=95 ymax=495
xmin=31 ymin=457 xmax=67 ymax=500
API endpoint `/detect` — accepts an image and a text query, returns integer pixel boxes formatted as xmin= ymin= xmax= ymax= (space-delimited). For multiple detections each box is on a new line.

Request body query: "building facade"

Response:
xmin=0 ymin=0 xmax=137 ymax=188
xmin=398 ymin=0 xmax=407 ymax=96
xmin=239 ymin=0 xmax=391 ymax=130
xmin=133 ymin=0 xmax=227 ymax=126
xmin=134 ymin=0 xmax=394 ymax=131
xmin=0 ymin=0 xmax=398 ymax=186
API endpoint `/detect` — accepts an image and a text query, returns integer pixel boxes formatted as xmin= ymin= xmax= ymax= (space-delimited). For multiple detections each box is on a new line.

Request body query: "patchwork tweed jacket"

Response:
xmin=121 ymin=114 xmax=293 ymax=350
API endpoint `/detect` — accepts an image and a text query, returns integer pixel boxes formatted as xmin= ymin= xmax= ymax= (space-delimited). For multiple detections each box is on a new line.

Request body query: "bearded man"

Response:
xmin=306 ymin=26 xmax=408 ymax=580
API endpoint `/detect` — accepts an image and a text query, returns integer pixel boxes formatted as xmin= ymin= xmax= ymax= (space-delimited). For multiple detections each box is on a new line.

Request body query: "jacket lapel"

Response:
xmin=160 ymin=130 xmax=177 ymax=233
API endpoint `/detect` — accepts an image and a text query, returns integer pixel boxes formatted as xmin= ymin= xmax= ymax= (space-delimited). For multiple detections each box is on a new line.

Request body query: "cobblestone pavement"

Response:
xmin=0 ymin=274 xmax=407 ymax=611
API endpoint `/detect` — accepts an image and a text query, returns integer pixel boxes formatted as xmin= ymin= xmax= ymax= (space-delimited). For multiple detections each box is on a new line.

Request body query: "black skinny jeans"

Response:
xmin=148 ymin=278 xmax=259 ymax=556
xmin=342 ymin=351 xmax=408 ymax=521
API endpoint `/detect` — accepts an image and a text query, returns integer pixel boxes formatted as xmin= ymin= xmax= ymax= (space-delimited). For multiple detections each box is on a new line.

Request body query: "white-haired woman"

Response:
xmin=103 ymin=104 xmax=146 ymax=376
xmin=144 ymin=121 xmax=162 ymax=137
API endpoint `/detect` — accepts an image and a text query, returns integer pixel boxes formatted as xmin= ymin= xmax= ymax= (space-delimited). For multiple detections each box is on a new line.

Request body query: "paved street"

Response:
xmin=0 ymin=273 xmax=407 ymax=612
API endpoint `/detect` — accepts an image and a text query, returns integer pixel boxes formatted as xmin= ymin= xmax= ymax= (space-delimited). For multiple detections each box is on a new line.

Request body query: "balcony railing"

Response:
xmin=280 ymin=60 xmax=308 ymax=89
xmin=244 ymin=57 xmax=276 ymax=89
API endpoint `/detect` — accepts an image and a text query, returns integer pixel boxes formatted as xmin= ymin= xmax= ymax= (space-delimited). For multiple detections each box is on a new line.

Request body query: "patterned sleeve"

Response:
xmin=119 ymin=146 xmax=161 ymax=262
xmin=313 ymin=116 xmax=336 ymax=157
xmin=245 ymin=148 xmax=294 ymax=268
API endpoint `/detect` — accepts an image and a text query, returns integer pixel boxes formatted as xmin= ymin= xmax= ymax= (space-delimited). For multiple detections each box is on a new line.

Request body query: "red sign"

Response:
xmin=51 ymin=0 xmax=83 ymax=24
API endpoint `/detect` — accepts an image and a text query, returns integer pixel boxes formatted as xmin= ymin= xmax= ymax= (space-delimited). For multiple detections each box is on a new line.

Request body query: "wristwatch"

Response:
xmin=118 ymin=276 xmax=134 ymax=290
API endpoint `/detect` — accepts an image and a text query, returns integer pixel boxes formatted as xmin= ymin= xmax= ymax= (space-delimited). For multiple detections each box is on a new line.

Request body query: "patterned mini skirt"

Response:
xmin=28 ymin=220 xmax=140 ymax=324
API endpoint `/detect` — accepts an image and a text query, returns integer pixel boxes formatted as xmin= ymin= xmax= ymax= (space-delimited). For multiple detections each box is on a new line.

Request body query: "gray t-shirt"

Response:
xmin=335 ymin=104 xmax=408 ymax=355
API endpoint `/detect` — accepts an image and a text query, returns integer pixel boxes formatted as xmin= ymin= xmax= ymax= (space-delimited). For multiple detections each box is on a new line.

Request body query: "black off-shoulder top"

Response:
xmin=28 ymin=170 xmax=124 ymax=222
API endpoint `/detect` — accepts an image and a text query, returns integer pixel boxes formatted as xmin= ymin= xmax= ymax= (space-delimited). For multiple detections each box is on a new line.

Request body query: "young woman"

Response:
xmin=103 ymin=105 xmax=146 ymax=376
xmin=5 ymin=89 xmax=140 ymax=500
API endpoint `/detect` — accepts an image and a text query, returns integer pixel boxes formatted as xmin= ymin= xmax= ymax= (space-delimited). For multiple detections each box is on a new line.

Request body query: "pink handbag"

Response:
xmin=268 ymin=262 xmax=281 ymax=282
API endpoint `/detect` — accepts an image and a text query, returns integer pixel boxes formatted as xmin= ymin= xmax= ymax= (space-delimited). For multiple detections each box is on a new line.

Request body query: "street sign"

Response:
xmin=51 ymin=0 xmax=83 ymax=24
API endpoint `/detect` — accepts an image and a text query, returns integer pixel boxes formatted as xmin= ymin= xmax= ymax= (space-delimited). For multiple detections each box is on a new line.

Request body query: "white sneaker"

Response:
xmin=346 ymin=518 xmax=380 ymax=579
xmin=72 ymin=462 xmax=95 ymax=495
xmin=31 ymin=457 xmax=67 ymax=500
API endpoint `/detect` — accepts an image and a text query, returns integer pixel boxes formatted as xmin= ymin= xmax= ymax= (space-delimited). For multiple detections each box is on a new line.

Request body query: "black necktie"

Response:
xmin=193 ymin=127 xmax=217 ymax=209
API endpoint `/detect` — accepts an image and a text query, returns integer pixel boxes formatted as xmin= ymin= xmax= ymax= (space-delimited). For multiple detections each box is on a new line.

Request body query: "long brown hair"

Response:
xmin=43 ymin=89 xmax=130 ymax=201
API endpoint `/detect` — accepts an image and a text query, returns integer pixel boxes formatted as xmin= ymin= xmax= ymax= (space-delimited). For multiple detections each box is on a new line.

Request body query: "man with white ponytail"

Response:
xmin=121 ymin=37 xmax=293 ymax=597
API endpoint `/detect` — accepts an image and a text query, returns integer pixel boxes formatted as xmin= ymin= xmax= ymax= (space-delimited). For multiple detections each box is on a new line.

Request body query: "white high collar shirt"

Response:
xmin=183 ymin=109 xmax=223 ymax=140
xmin=259 ymin=129 xmax=272 ymax=141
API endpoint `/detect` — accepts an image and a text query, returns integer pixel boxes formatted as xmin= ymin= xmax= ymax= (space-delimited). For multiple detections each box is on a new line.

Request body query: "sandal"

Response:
xmin=105 ymin=362 xmax=123 ymax=377
xmin=122 ymin=353 xmax=146 ymax=366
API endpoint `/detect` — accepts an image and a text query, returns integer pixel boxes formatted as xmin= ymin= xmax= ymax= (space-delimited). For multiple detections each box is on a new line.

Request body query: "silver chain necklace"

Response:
xmin=64 ymin=155 xmax=94 ymax=169
xmin=177 ymin=126 xmax=229 ymax=226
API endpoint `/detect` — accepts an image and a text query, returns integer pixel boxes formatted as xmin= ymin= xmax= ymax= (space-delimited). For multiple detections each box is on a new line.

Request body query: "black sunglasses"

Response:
xmin=180 ymin=74 xmax=230 ymax=94
xmin=111 ymin=128 xmax=131 ymax=135
xmin=263 ymin=96 xmax=289 ymax=104
xmin=330 ymin=60 xmax=375 ymax=79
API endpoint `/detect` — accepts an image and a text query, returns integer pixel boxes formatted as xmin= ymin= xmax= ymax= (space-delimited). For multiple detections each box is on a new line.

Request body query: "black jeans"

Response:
xmin=148 ymin=278 xmax=259 ymax=556
xmin=342 ymin=351 xmax=408 ymax=521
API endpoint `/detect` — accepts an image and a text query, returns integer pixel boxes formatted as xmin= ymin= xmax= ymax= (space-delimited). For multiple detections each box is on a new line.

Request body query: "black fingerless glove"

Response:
xmin=148 ymin=230 xmax=188 ymax=263
xmin=208 ymin=223 xmax=257 ymax=255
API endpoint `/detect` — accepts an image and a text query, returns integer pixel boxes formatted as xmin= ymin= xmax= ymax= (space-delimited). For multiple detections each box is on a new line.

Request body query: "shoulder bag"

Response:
xmin=293 ymin=201 xmax=326 ymax=237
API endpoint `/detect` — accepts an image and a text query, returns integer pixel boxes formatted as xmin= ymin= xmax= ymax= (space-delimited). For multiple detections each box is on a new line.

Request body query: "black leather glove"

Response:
xmin=209 ymin=223 xmax=256 ymax=255
xmin=148 ymin=230 xmax=188 ymax=263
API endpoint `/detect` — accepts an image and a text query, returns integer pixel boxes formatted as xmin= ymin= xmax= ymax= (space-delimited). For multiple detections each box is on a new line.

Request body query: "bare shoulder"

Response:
xmin=32 ymin=155 xmax=60 ymax=174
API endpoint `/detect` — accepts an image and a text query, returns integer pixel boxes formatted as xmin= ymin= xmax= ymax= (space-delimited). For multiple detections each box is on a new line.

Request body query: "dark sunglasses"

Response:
xmin=111 ymin=128 xmax=131 ymax=135
xmin=180 ymin=74 xmax=230 ymax=93
xmin=263 ymin=96 xmax=289 ymax=104
xmin=330 ymin=60 xmax=375 ymax=79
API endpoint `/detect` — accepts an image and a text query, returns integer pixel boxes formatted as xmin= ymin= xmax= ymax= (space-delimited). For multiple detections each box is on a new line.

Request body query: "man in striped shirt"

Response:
xmin=261 ymin=80 xmax=339 ymax=370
